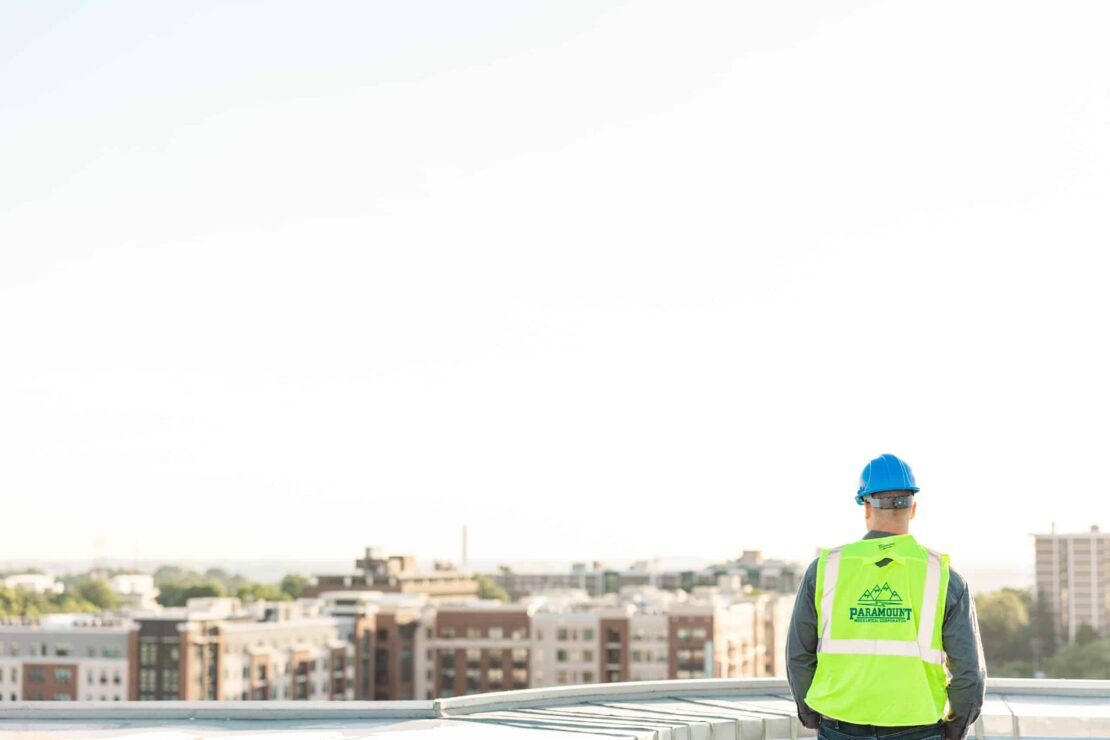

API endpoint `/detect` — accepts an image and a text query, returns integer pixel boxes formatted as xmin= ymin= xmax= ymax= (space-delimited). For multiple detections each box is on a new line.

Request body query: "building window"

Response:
xmin=676 ymin=628 xmax=691 ymax=640
xmin=28 ymin=668 xmax=45 ymax=685
xmin=583 ymin=671 xmax=594 ymax=683
xmin=556 ymin=650 xmax=568 ymax=663
xmin=54 ymin=693 xmax=71 ymax=701
xmin=692 ymin=628 xmax=707 ymax=640
xmin=465 ymin=628 xmax=480 ymax=639
xmin=511 ymin=628 xmax=527 ymax=640
xmin=556 ymin=628 xmax=568 ymax=641
xmin=440 ymin=627 xmax=455 ymax=638
xmin=488 ymin=627 xmax=503 ymax=639
xmin=54 ymin=643 xmax=71 ymax=657
xmin=113 ymin=671 xmax=121 ymax=685
xmin=582 ymin=629 xmax=594 ymax=641
xmin=53 ymin=668 xmax=72 ymax=684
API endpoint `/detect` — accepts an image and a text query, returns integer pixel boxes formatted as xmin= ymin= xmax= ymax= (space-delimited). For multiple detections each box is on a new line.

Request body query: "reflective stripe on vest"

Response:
xmin=817 ymin=547 xmax=946 ymax=665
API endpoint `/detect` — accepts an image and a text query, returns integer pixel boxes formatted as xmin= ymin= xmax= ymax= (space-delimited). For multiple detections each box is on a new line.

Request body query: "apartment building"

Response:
xmin=359 ymin=595 xmax=423 ymax=701
xmin=132 ymin=597 xmax=357 ymax=701
xmin=417 ymin=602 xmax=532 ymax=699
xmin=532 ymin=607 xmax=607 ymax=686
xmin=0 ymin=615 xmax=135 ymax=702
xmin=305 ymin=548 xmax=479 ymax=602
xmin=1034 ymin=525 xmax=1110 ymax=644
xmin=218 ymin=616 xmax=352 ymax=701
xmin=134 ymin=601 xmax=230 ymax=701
xmin=437 ymin=585 xmax=794 ymax=696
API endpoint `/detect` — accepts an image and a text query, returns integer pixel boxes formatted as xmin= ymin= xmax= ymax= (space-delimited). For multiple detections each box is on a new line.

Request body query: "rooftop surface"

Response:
xmin=1 ymin=678 xmax=1108 ymax=738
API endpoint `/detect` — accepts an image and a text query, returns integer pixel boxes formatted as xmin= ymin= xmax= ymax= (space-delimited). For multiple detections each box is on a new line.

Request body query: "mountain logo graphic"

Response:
xmin=857 ymin=582 xmax=903 ymax=606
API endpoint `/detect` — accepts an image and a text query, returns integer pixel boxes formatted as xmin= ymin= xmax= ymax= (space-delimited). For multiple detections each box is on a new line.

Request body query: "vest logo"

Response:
xmin=849 ymin=582 xmax=913 ymax=623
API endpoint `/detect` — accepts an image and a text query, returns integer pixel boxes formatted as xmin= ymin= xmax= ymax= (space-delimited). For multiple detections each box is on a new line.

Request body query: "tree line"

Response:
xmin=0 ymin=567 xmax=313 ymax=618
xmin=976 ymin=587 xmax=1110 ymax=679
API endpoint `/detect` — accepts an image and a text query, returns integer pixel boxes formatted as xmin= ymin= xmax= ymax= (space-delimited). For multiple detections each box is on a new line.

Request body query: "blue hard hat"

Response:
xmin=856 ymin=453 xmax=919 ymax=505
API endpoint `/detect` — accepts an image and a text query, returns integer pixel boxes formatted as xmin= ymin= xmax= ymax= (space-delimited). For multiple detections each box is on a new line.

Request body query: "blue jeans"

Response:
xmin=818 ymin=717 xmax=944 ymax=740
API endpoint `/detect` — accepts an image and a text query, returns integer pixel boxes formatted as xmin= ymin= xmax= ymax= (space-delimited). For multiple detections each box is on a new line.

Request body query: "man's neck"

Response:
xmin=864 ymin=529 xmax=910 ymax=539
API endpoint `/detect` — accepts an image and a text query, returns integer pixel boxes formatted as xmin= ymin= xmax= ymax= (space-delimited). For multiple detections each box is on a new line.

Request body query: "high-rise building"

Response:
xmin=1034 ymin=525 xmax=1110 ymax=644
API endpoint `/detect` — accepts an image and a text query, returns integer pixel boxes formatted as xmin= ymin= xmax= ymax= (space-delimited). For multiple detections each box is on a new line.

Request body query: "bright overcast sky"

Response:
xmin=2 ymin=1 xmax=1108 ymax=572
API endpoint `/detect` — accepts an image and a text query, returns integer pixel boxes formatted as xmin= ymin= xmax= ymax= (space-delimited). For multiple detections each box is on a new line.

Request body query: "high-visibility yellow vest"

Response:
xmin=804 ymin=534 xmax=950 ymax=726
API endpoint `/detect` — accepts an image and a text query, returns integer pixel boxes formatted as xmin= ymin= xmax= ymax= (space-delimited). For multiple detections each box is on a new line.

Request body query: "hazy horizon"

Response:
xmin=0 ymin=553 xmax=1034 ymax=596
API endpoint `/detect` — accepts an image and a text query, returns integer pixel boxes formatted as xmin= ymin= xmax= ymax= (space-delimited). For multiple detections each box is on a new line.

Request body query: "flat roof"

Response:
xmin=2 ymin=678 xmax=1109 ymax=738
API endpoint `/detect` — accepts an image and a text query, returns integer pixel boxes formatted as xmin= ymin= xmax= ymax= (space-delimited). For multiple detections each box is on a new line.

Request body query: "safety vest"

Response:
xmin=804 ymin=534 xmax=950 ymax=727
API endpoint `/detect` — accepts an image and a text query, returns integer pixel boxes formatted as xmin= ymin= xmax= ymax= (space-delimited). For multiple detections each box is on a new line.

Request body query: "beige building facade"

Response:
xmin=1035 ymin=526 xmax=1110 ymax=644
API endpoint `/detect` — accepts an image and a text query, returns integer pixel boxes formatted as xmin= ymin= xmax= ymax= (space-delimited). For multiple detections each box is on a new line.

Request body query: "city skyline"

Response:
xmin=4 ymin=1 xmax=1110 ymax=567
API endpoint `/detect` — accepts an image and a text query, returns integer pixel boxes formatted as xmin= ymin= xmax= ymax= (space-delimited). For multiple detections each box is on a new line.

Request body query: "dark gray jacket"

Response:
xmin=786 ymin=531 xmax=987 ymax=740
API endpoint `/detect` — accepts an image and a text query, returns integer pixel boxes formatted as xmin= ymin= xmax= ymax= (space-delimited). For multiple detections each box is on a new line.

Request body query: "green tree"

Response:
xmin=280 ymin=574 xmax=311 ymax=600
xmin=75 ymin=580 xmax=121 ymax=611
xmin=204 ymin=567 xmax=248 ymax=593
xmin=153 ymin=565 xmax=191 ymax=585
xmin=47 ymin=591 xmax=100 ymax=614
xmin=976 ymin=588 xmax=1032 ymax=667
xmin=183 ymin=582 xmax=226 ymax=601
xmin=1045 ymin=637 xmax=1110 ymax=679
xmin=1075 ymin=624 xmax=1100 ymax=645
xmin=156 ymin=579 xmax=227 ymax=607
xmin=475 ymin=574 xmax=510 ymax=602
xmin=237 ymin=583 xmax=291 ymax=603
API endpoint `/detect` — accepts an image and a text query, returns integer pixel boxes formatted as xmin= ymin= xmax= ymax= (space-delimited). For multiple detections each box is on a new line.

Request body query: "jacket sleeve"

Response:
xmin=941 ymin=569 xmax=987 ymax=740
xmin=786 ymin=559 xmax=821 ymax=729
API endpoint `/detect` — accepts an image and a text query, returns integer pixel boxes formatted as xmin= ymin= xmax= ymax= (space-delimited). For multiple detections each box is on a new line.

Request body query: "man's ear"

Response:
xmin=910 ymin=501 xmax=917 ymax=520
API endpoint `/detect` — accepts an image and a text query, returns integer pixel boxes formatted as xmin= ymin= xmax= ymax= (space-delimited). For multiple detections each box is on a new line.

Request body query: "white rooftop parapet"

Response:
xmin=1 ymin=678 xmax=1108 ymax=738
